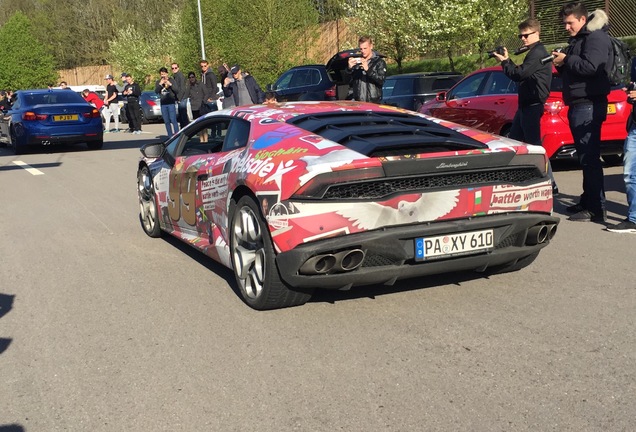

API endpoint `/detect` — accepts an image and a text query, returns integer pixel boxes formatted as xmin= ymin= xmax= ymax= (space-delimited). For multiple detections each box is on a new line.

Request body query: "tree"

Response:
xmin=176 ymin=0 xmax=320 ymax=87
xmin=108 ymin=11 xmax=184 ymax=88
xmin=0 ymin=11 xmax=58 ymax=89
xmin=345 ymin=0 xmax=526 ymax=72
xmin=345 ymin=0 xmax=425 ymax=72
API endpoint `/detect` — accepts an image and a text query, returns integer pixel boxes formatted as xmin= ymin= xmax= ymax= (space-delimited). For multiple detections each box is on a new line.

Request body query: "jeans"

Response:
xmin=510 ymin=103 xmax=557 ymax=189
xmin=509 ymin=103 xmax=544 ymax=145
xmin=567 ymin=101 xmax=607 ymax=213
xmin=177 ymin=99 xmax=189 ymax=129
xmin=623 ymin=120 xmax=636 ymax=223
xmin=161 ymin=102 xmax=179 ymax=136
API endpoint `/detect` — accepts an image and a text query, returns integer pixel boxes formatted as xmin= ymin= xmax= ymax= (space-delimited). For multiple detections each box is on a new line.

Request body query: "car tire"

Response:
xmin=482 ymin=251 xmax=540 ymax=275
xmin=602 ymin=154 xmax=623 ymax=166
xmin=499 ymin=125 xmax=512 ymax=138
xmin=87 ymin=140 xmax=103 ymax=150
xmin=229 ymin=195 xmax=313 ymax=310
xmin=137 ymin=165 xmax=162 ymax=238
xmin=10 ymin=129 xmax=23 ymax=155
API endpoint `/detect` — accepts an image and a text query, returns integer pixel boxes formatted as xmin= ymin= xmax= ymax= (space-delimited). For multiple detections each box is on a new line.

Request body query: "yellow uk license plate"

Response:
xmin=53 ymin=114 xmax=78 ymax=121
xmin=607 ymin=104 xmax=616 ymax=114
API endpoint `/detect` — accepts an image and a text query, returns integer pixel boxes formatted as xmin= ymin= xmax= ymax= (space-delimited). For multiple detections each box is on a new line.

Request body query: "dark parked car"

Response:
xmin=119 ymin=91 xmax=162 ymax=124
xmin=270 ymin=49 xmax=374 ymax=102
xmin=381 ymin=72 xmax=463 ymax=111
xmin=0 ymin=89 xmax=103 ymax=154
xmin=270 ymin=65 xmax=337 ymax=102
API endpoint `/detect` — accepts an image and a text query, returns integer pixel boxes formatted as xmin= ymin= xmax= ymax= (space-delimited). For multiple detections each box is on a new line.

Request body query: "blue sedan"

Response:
xmin=0 ymin=89 xmax=104 ymax=154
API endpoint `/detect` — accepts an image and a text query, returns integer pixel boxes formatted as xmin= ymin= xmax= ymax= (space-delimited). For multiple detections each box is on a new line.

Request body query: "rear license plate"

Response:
xmin=607 ymin=104 xmax=616 ymax=114
xmin=53 ymin=114 xmax=79 ymax=121
xmin=415 ymin=229 xmax=494 ymax=261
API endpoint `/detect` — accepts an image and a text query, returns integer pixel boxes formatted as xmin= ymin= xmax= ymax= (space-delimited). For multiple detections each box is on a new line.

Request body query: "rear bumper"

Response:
xmin=26 ymin=132 xmax=103 ymax=146
xmin=275 ymin=213 xmax=559 ymax=289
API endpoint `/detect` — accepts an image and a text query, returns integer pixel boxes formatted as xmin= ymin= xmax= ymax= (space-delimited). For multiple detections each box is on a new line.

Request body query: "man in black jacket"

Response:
xmin=122 ymin=73 xmax=143 ymax=134
xmin=171 ymin=63 xmax=188 ymax=128
xmin=493 ymin=18 xmax=557 ymax=192
xmin=551 ymin=2 xmax=613 ymax=223
xmin=223 ymin=64 xmax=264 ymax=106
xmin=494 ymin=19 xmax=551 ymax=146
xmin=346 ymin=36 xmax=386 ymax=103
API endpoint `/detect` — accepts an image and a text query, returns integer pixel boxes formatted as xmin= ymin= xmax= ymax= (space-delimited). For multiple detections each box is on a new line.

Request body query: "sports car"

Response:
xmin=137 ymin=101 xmax=559 ymax=310
xmin=0 ymin=89 xmax=104 ymax=154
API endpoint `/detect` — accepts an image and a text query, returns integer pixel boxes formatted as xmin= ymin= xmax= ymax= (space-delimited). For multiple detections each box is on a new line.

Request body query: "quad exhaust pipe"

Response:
xmin=299 ymin=249 xmax=365 ymax=275
xmin=526 ymin=223 xmax=557 ymax=246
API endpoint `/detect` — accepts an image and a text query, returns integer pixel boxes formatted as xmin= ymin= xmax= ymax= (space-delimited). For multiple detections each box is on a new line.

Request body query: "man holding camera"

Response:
xmin=155 ymin=67 xmax=179 ymax=137
xmin=493 ymin=19 xmax=556 ymax=193
xmin=493 ymin=19 xmax=551 ymax=147
xmin=551 ymin=2 xmax=613 ymax=223
xmin=346 ymin=36 xmax=386 ymax=103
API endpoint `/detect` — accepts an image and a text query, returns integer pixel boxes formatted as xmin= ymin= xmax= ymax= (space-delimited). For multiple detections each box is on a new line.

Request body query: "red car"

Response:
xmin=419 ymin=66 xmax=629 ymax=163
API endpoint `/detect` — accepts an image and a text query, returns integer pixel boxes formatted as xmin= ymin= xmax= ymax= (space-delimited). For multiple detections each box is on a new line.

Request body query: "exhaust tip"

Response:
xmin=526 ymin=224 xmax=549 ymax=246
xmin=335 ymin=249 xmax=365 ymax=271
xmin=299 ymin=254 xmax=336 ymax=275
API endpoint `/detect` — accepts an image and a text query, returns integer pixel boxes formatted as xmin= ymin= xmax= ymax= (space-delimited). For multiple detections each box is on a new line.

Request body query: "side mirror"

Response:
xmin=266 ymin=84 xmax=274 ymax=91
xmin=436 ymin=91 xmax=447 ymax=102
xmin=140 ymin=142 xmax=165 ymax=159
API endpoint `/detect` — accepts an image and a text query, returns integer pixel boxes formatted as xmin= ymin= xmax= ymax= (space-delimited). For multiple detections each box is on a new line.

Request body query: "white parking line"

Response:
xmin=12 ymin=161 xmax=45 ymax=176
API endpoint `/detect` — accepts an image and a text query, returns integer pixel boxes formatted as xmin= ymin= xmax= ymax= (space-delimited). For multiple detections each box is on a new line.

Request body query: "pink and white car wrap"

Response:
xmin=140 ymin=101 xmax=557 ymax=298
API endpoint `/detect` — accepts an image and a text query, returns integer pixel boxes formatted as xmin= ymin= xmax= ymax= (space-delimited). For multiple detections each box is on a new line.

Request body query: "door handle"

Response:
xmin=494 ymin=99 xmax=507 ymax=105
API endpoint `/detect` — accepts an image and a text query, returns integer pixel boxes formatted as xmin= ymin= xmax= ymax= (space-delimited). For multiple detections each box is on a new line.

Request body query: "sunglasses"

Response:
xmin=171 ymin=66 xmax=178 ymax=70
xmin=518 ymin=31 xmax=536 ymax=39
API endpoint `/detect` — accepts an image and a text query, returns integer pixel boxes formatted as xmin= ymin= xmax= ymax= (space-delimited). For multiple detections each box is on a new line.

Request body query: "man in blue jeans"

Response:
xmin=551 ymin=2 xmax=612 ymax=223
xmin=155 ymin=67 xmax=179 ymax=136
xmin=607 ymin=85 xmax=636 ymax=233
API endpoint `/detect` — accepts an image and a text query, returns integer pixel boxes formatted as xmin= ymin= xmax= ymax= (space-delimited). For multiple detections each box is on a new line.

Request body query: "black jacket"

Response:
xmin=501 ymin=42 xmax=552 ymax=106
xmin=154 ymin=77 xmax=178 ymax=104
xmin=185 ymin=80 xmax=205 ymax=111
xmin=172 ymin=70 xmax=187 ymax=102
xmin=201 ymin=69 xmax=218 ymax=102
xmin=346 ymin=53 xmax=386 ymax=103
xmin=556 ymin=9 xmax=612 ymax=105
xmin=223 ymin=74 xmax=264 ymax=105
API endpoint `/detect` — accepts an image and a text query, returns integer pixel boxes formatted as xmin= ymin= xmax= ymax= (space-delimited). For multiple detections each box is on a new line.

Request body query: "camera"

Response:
xmin=487 ymin=46 xmax=505 ymax=59
xmin=540 ymin=47 xmax=565 ymax=65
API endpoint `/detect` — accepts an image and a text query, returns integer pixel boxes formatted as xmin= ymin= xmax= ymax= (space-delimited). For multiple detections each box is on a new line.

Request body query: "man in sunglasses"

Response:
xmin=493 ymin=18 xmax=555 ymax=192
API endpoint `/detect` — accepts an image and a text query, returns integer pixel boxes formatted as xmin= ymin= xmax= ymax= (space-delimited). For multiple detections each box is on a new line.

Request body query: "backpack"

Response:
xmin=608 ymin=36 xmax=632 ymax=86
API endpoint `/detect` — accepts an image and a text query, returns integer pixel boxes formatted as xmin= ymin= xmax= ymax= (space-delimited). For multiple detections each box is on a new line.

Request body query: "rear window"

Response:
xmin=25 ymin=91 xmax=85 ymax=105
xmin=430 ymin=77 xmax=461 ymax=91
xmin=383 ymin=77 xmax=414 ymax=97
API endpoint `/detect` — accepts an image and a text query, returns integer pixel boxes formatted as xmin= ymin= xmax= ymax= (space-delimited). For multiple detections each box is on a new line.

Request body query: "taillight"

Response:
xmin=147 ymin=100 xmax=157 ymax=106
xmin=83 ymin=109 xmax=101 ymax=118
xmin=293 ymin=166 xmax=385 ymax=199
xmin=544 ymin=100 xmax=563 ymax=115
xmin=23 ymin=111 xmax=47 ymax=121
xmin=325 ymin=85 xmax=336 ymax=99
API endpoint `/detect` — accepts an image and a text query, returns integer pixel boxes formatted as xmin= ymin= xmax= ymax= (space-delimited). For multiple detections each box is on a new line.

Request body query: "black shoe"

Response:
xmin=566 ymin=203 xmax=585 ymax=214
xmin=606 ymin=219 xmax=636 ymax=233
xmin=568 ymin=209 xmax=607 ymax=223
